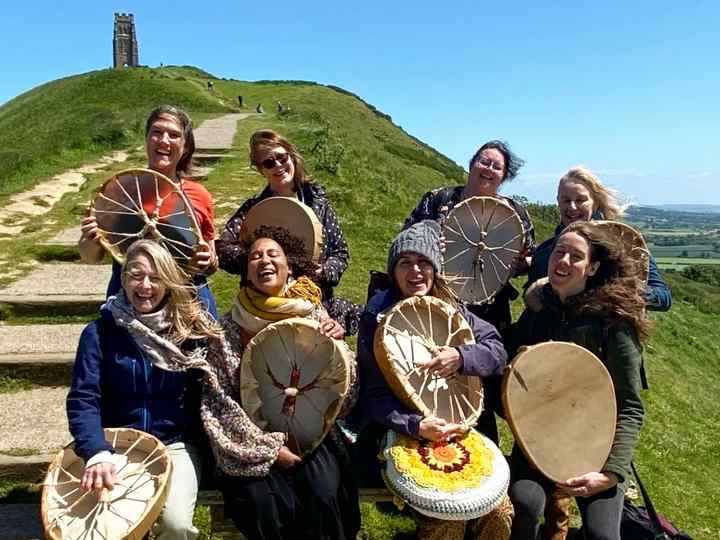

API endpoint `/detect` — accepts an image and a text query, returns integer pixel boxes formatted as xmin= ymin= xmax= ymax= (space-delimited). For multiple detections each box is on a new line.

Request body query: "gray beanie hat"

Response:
xmin=387 ymin=220 xmax=442 ymax=274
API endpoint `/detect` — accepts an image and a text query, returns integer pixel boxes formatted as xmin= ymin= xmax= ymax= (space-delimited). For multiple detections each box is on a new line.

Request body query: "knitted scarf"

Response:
xmin=231 ymin=276 xmax=323 ymax=334
xmin=106 ymin=292 xmax=207 ymax=372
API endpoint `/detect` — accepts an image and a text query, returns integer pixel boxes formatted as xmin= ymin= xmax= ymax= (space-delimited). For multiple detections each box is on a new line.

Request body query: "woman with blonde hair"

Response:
xmin=216 ymin=129 xmax=362 ymax=334
xmin=67 ymin=239 xmax=222 ymax=539
xmin=526 ymin=166 xmax=670 ymax=311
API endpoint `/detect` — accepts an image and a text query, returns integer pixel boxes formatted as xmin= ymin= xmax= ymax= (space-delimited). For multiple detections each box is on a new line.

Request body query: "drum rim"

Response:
xmin=441 ymin=196 xmax=525 ymax=305
xmin=91 ymin=167 xmax=204 ymax=265
xmin=242 ymin=196 xmax=324 ymax=263
xmin=587 ymin=219 xmax=651 ymax=283
xmin=501 ymin=341 xmax=617 ymax=483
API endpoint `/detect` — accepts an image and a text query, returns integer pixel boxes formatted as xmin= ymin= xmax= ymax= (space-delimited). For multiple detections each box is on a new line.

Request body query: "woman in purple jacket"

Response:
xmin=355 ymin=220 xmax=512 ymax=539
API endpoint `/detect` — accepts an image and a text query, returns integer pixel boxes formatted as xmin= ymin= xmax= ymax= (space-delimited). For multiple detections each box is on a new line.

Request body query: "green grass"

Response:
xmin=0 ymin=67 xmax=718 ymax=539
xmin=0 ymin=66 xmax=231 ymax=200
xmin=0 ymin=376 xmax=33 ymax=394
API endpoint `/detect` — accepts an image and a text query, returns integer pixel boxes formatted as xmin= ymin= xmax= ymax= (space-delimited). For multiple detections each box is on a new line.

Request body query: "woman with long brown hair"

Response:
xmin=505 ymin=222 xmax=648 ymax=540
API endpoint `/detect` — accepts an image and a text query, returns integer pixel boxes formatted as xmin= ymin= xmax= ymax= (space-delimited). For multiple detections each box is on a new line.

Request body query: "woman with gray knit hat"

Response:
xmin=354 ymin=220 xmax=513 ymax=540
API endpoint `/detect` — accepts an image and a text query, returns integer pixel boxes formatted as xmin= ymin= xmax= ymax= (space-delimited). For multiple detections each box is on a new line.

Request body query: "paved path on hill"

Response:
xmin=194 ymin=113 xmax=252 ymax=150
xmin=0 ymin=387 xmax=69 ymax=452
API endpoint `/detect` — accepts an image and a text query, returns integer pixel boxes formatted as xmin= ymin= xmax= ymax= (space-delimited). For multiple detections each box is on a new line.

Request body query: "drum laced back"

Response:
xmin=374 ymin=296 xmax=484 ymax=427
xmin=91 ymin=168 xmax=203 ymax=266
xmin=42 ymin=428 xmax=172 ymax=540
xmin=442 ymin=196 xmax=525 ymax=305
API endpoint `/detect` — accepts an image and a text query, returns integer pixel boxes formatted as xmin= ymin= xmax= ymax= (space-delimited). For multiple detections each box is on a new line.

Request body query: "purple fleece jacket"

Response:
xmin=357 ymin=288 xmax=507 ymax=438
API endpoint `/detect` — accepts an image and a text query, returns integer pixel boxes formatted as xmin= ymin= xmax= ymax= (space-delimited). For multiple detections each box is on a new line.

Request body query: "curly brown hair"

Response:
xmin=560 ymin=221 xmax=651 ymax=342
xmin=238 ymin=225 xmax=317 ymax=286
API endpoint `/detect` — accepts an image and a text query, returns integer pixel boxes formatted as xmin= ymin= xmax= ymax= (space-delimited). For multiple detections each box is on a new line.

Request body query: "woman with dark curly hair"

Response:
xmin=504 ymin=221 xmax=648 ymax=540
xmin=201 ymin=225 xmax=360 ymax=540
xmin=216 ymin=129 xmax=362 ymax=335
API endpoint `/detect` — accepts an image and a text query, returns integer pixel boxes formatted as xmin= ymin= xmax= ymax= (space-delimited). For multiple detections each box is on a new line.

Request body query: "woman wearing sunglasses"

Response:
xmin=216 ymin=129 xmax=362 ymax=334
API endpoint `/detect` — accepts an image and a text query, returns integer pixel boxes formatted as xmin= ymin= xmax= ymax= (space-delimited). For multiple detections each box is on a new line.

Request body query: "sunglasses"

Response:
xmin=260 ymin=152 xmax=290 ymax=170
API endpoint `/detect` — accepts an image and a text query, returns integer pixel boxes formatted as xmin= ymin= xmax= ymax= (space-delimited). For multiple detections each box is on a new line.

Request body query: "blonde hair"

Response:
xmin=121 ymin=240 xmax=223 ymax=343
xmin=249 ymin=129 xmax=312 ymax=190
xmin=558 ymin=166 xmax=625 ymax=220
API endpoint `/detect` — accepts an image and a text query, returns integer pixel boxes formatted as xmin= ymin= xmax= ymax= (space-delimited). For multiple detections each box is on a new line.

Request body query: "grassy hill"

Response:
xmin=0 ymin=66 xmax=718 ymax=539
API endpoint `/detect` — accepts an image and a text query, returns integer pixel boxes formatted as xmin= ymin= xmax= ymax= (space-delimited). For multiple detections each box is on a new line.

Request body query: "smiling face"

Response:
xmin=145 ymin=113 xmax=186 ymax=178
xmin=548 ymin=232 xmax=600 ymax=301
xmin=468 ymin=148 xmax=506 ymax=196
xmin=247 ymin=238 xmax=291 ymax=296
xmin=558 ymin=180 xmax=595 ymax=226
xmin=393 ymin=252 xmax=435 ymax=298
xmin=122 ymin=253 xmax=168 ymax=313
xmin=256 ymin=144 xmax=296 ymax=196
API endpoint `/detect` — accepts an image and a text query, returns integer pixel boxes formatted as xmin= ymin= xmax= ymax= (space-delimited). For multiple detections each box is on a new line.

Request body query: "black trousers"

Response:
xmin=221 ymin=437 xmax=360 ymax=540
xmin=508 ymin=447 xmax=624 ymax=540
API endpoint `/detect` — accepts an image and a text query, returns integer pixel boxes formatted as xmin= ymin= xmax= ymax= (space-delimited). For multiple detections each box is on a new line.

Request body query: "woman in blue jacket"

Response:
xmin=67 ymin=239 xmax=222 ymax=540
xmin=526 ymin=166 xmax=671 ymax=312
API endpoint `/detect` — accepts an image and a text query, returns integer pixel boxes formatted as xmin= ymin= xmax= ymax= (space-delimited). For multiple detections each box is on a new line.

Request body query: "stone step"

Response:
xmin=0 ymin=452 xmax=55 ymax=482
xmin=193 ymin=113 xmax=250 ymax=151
xmin=193 ymin=153 xmax=237 ymax=164
xmin=185 ymin=165 xmax=215 ymax=181
xmin=0 ymin=324 xmax=83 ymax=382
xmin=0 ymin=264 xmax=110 ymax=315
xmin=0 ymin=386 xmax=69 ymax=477
xmin=37 ymin=227 xmax=81 ymax=248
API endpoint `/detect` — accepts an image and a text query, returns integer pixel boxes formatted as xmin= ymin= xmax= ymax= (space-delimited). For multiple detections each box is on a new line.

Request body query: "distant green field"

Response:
xmin=656 ymin=257 xmax=720 ymax=270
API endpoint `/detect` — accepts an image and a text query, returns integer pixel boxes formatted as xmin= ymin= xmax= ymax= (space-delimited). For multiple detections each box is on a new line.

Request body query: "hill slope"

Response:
xmin=0 ymin=67 xmax=717 ymax=539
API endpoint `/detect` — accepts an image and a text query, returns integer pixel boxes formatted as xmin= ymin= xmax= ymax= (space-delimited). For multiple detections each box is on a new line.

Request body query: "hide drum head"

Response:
xmin=442 ymin=196 xmax=525 ymax=305
xmin=41 ymin=428 xmax=172 ymax=540
xmin=242 ymin=197 xmax=324 ymax=264
xmin=240 ymin=317 xmax=352 ymax=456
xmin=502 ymin=341 xmax=616 ymax=483
xmin=91 ymin=168 xmax=203 ymax=266
xmin=373 ymin=296 xmax=484 ymax=427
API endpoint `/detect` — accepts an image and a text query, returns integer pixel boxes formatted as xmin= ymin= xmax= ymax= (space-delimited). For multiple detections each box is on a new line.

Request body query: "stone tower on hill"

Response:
xmin=113 ymin=13 xmax=139 ymax=68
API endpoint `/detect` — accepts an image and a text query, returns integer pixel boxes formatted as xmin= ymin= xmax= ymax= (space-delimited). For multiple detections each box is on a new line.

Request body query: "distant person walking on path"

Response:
xmin=255 ymin=103 xmax=264 ymax=113
xmin=78 ymin=105 xmax=219 ymax=318
xmin=207 ymin=81 xmax=214 ymax=91
xmin=67 ymin=239 xmax=224 ymax=540
xmin=237 ymin=95 xmax=243 ymax=107
xmin=216 ymin=129 xmax=363 ymax=335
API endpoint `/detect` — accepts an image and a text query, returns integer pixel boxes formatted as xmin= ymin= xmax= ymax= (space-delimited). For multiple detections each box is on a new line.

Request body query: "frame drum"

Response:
xmin=41 ymin=428 xmax=172 ymax=540
xmin=242 ymin=197 xmax=324 ymax=264
xmin=91 ymin=168 xmax=203 ymax=266
xmin=240 ymin=317 xmax=353 ymax=456
xmin=442 ymin=196 xmax=525 ymax=305
xmin=502 ymin=341 xmax=616 ymax=483
xmin=373 ymin=296 xmax=484 ymax=428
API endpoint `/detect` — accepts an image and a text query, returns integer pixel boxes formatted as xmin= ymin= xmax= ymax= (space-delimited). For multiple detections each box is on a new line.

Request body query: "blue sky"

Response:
xmin=1 ymin=1 xmax=718 ymax=205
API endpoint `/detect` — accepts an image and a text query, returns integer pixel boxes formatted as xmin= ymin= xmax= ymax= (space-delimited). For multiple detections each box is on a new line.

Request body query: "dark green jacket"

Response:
xmin=504 ymin=286 xmax=645 ymax=483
